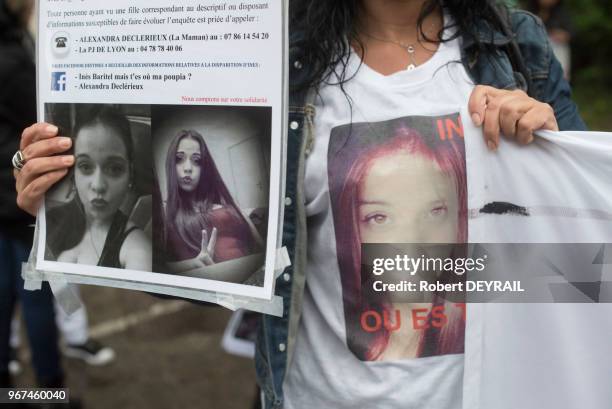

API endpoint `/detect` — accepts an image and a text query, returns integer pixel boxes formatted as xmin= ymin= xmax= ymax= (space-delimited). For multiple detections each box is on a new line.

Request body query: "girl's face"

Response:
xmin=74 ymin=124 xmax=130 ymax=222
xmin=358 ymin=151 xmax=458 ymax=244
xmin=175 ymin=137 xmax=202 ymax=193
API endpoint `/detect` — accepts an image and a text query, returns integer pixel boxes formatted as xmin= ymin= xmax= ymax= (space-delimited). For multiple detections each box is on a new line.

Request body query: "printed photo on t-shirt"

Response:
xmin=328 ymin=114 xmax=467 ymax=361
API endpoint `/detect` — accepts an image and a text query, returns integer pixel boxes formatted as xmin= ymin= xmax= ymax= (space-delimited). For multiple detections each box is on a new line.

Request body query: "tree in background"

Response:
xmin=520 ymin=0 xmax=612 ymax=129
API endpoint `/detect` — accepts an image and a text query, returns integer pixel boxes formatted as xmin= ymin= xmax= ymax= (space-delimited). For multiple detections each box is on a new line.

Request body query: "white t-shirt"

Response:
xmin=283 ymin=28 xmax=612 ymax=408
xmin=463 ymin=128 xmax=612 ymax=409
xmin=284 ymin=34 xmax=475 ymax=409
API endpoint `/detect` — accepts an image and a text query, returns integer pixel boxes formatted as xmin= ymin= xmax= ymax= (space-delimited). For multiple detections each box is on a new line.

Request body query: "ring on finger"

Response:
xmin=12 ymin=150 xmax=26 ymax=171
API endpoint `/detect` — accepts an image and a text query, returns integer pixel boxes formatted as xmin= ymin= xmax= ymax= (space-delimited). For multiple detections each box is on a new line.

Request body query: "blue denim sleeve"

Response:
xmin=510 ymin=10 xmax=586 ymax=131
xmin=543 ymin=49 xmax=587 ymax=131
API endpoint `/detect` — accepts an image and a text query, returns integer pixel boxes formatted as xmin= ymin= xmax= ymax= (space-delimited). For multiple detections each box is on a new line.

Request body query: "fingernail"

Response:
xmin=46 ymin=125 xmax=58 ymax=135
xmin=59 ymin=137 xmax=72 ymax=148
xmin=63 ymin=155 xmax=74 ymax=165
xmin=471 ymin=113 xmax=481 ymax=126
xmin=487 ymin=140 xmax=497 ymax=151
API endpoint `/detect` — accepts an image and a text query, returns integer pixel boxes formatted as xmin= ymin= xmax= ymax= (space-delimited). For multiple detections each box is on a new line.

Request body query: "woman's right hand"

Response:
xmin=198 ymin=228 xmax=218 ymax=266
xmin=14 ymin=123 xmax=74 ymax=216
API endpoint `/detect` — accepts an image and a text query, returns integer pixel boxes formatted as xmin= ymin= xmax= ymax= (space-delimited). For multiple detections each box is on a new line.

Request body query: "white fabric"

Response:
xmin=9 ymin=286 xmax=89 ymax=347
xmin=284 ymin=33 xmax=475 ymax=409
xmin=551 ymin=39 xmax=571 ymax=79
xmin=9 ymin=315 xmax=20 ymax=348
xmin=463 ymin=129 xmax=612 ymax=409
xmin=54 ymin=298 xmax=89 ymax=345
xmin=283 ymin=19 xmax=612 ymax=408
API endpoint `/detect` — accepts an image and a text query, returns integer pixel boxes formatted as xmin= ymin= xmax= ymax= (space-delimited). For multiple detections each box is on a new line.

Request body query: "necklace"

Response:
xmin=362 ymin=32 xmax=420 ymax=71
xmin=89 ymin=229 xmax=101 ymax=260
xmin=361 ymin=17 xmax=440 ymax=72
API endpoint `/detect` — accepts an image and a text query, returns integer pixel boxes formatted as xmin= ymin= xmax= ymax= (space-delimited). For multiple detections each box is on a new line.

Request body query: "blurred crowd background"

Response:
xmin=1 ymin=1 xmax=611 ymax=408
xmin=518 ymin=0 xmax=612 ymax=129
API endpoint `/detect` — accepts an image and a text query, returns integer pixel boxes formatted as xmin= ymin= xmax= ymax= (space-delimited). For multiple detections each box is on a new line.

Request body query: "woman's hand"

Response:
xmin=198 ymin=228 xmax=218 ymax=266
xmin=166 ymin=228 xmax=219 ymax=274
xmin=468 ymin=86 xmax=559 ymax=150
xmin=14 ymin=123 xmax=74 ymax=216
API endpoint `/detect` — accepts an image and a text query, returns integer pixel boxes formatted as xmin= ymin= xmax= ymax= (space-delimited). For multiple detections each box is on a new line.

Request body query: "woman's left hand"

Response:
xmin=468 ymin=85 xmax=559 ymax=150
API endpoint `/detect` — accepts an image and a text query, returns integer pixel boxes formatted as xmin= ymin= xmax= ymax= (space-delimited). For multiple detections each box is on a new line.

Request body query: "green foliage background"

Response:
xmin=517 ymin=0 xmax=612 ymax=129
xmin=564 ymin=0 xmax=612 ymax=130
xmin=566 ymin=0 xmax=612 ymax=88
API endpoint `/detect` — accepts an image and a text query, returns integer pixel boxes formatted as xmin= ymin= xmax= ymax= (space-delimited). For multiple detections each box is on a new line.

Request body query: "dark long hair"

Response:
xmin=73 ymin=105 xmax=134 ymax=161
xmin=289 ymin=0 xmax=509 ymax=92
xmin=164 ymin=130 xmax=249 ymax=256
xmin=46 ymin=105 xmax=134 ymax=258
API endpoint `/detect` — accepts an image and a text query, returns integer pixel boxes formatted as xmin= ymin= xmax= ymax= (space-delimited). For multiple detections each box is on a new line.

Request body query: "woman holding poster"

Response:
xmin=14 ymin=0 xmax=585 ymax=408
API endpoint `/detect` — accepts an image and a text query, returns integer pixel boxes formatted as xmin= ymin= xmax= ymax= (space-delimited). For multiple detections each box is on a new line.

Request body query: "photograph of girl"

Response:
xmin=152 ymin=105 xmax=271 ymax=286
xmin=44 ymin=104 xmax=152 ymax=271
xmin=328 ymin=114 xmax=467 ymax=361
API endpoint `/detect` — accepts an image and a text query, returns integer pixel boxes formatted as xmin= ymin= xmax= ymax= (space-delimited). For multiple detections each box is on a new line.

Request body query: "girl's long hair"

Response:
xmin=164 ymin=130 xmax=248 ymax=256
xmin=289 ymin=0 xmax=509 ymax=92
xmin=332 ymin=124 xmax=466 ymax=360
xmin=46 ymin=105 xmax=133 ymax=258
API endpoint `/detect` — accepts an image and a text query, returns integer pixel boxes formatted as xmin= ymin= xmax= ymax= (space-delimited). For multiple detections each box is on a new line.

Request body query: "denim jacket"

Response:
xmin=256 ymin=10 xmax=586 ymax=409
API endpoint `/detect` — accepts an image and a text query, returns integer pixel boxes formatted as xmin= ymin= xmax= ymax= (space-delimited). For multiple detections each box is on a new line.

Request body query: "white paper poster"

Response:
xmin=35 ymin=0 xmax=287 ymax=301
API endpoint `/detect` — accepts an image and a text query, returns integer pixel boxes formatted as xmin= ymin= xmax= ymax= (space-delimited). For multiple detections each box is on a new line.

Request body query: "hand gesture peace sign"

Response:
xmin=198 ymin=227 xmax=218 ymax=266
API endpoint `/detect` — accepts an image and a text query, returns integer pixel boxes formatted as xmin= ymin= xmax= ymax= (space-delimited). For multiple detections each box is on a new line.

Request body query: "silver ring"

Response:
xmin=12 ymin=150 xmax=26 ymax=171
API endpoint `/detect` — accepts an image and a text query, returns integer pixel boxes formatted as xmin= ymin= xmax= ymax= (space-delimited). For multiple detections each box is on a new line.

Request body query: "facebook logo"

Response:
xmin=51 ymin=72 xmax=67 ymax=91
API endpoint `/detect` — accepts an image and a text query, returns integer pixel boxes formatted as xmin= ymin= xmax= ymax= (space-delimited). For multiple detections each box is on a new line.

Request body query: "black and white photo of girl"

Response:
xmin=44 ymin=103 xmax=153 ymax=271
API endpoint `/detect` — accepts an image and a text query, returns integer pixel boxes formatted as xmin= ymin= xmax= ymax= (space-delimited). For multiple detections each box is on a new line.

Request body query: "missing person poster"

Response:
xmin=35 ymin=0 xmax=287 ymax=301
